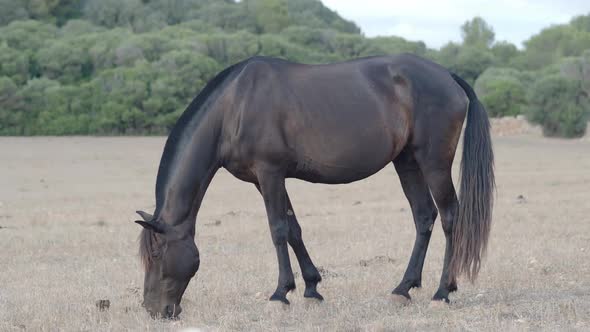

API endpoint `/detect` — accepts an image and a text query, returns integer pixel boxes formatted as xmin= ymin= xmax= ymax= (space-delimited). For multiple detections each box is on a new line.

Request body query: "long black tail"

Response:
xmin=449 ymin=73 xmax=495 ymax=283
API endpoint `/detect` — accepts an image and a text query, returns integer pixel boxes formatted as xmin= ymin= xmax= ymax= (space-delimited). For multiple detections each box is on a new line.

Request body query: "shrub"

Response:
xmin=475 ymin=67 xmax=529 ymax=117
xmin=527 ymin=75 xmax=589 ymax=138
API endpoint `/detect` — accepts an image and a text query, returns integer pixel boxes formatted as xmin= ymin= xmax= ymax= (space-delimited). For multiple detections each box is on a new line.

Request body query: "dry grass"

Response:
xmin=0 ymin=135 xmax=589 ymax=331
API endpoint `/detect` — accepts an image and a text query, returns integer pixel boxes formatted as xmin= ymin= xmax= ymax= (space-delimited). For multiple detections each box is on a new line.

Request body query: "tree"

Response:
xmin=461 ymin=17 xmax=495 ymax=48
xmin=571 ymin=14 xmax=590 ymax=32
xmin=475 ymin=68 xmax=528 ymax=117
xmin=83 ymin=0 xmax=143 ymax=29
xmin=491 ymin=41 xmax=518 ymax=66
xmin=36 ymin=39 xmax=94 ymax=84
xmin=15 ymin=77 xmax=61 ymax=135
xmin=0 ymin=0 xmax=29 ymax=26
xmin=527 ymin=74 xmax=588 ymax=138
xmin=559 ymin=50 xmax=590 ymax=97
xmin=0 ymin=43 xmax=30 ymax=85
xmin=360 ymin=36 xmax=427 ymax=58
xmin=286 ymin=0 xmax=360 ymax=34
xmin=244 ymin=0 xmax=289 ymax=34
xmin=444 ymin=46 xmax=494 ymax=84
xmin=0 ymin=76 xmax=23 ymax=135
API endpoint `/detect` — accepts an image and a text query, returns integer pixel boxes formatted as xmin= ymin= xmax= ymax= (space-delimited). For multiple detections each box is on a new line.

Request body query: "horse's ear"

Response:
xmin=136 ymin=210 xmax=153 ymax=222
xmin=135 ymin=220 xmax=165 ymax=234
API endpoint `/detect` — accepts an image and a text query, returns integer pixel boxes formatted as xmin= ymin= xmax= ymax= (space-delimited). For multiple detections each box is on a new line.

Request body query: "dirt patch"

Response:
xmin=359 ymin=256 xmax=396 ymax=267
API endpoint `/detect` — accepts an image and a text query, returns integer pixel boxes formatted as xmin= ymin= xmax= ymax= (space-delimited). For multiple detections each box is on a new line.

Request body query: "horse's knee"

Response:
xmin=270 ymin=221 xmax=289 ymax=245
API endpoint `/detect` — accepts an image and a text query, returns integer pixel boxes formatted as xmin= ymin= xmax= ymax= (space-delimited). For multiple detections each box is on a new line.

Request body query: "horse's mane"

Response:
xmin=139 ymin=228 xmax=155 ymax=270
xmin=139 ymin=59 xmax=248 ymax=271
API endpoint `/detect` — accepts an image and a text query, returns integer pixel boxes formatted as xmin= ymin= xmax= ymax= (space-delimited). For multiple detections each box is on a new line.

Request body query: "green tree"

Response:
xmin=15 ymin=77 xmax=61 ymax=135
xmin=0 ymin=0 xmax=29 ymax=26
xmin=36 ymin=39 xmax=94 ymax=84
xmin=461 ymin=17 xmax=495 ymax=48
xmin=0 ymin=43 xmax=30 ymax=85
xmin=286 ymin=0 xmax=359 ymax=34
xmin=475 ymin=68 xmax=528 ymax=117
xmin=527 ymin=74 xmax=589 ymax=138
xmin=83 ymin=0 xmax=143 ymax=29
xmin=0 ymin=76 xmax=23 ymax=134
xmin=491 ymin=41 xmax=518 ymax=66
xmin=446 ymin=46 xmax=495 ymax=84
xmin=244 ymin=0 xmax=289 ymax=34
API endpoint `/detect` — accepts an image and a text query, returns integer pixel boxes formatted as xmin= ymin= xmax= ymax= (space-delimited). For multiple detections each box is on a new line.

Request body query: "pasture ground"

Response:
xmin=1 ymin=134 xmax=589 ymax=331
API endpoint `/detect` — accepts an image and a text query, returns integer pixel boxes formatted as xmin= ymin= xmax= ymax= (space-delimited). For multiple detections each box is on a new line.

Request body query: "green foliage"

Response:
xmin=83 ymin=0 xmax=143 ymax=30
xmin=286 ymin=0 xmax=359 ymax=34
xmin=475 ymin=68 xmax=528 ymax=117
xmin=0 ymin=1 xmax=29 ymax=26
xmin=527 ymin=75 xmax=589 ymax=138
xmin=461 ymin=17 xmax=495 ymax=48
xmin=515 ymin=18 xmax=590 ymax=70
xmin=0 ymin=43 xmax=30 ymax=85
xmin=245 ymin=0 xmax=289 ymax=33
xmin=491 ymin=41 xmax=518 ymax=66
xmin=0 ymin=76 xmax=23 ymax=134
xmin=37 ymin=39 xmax=94 ymax=83
xmin=0 ymin=4 xmax=588 ymax=137
xmin=448 ymin=46 xmax=495 ymax=84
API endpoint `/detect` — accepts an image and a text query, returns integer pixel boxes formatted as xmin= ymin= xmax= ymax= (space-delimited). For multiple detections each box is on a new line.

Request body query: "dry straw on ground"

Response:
xmin=1 ymin=128 xmax=589 ymax=331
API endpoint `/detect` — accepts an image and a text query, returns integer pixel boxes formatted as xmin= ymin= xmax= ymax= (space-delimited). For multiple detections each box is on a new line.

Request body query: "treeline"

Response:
xmin=0 ymin=0 xmax=588 ymax=137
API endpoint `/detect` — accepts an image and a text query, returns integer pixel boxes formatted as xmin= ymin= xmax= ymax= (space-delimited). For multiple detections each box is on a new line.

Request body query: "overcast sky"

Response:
xmin=321 ymin=0 xmax=590 ymax=49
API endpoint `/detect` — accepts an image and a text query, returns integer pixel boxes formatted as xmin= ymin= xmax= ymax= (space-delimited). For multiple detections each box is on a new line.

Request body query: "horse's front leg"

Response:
xmin=257 ymin=170 xmax=296 ymax=304
xmin=255 ymin=184 xmax=323 ymax=301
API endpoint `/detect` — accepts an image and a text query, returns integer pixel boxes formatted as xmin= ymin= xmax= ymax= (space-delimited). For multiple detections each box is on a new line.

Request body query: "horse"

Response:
xmin=134 ymin=53 xmax=494 ymax=318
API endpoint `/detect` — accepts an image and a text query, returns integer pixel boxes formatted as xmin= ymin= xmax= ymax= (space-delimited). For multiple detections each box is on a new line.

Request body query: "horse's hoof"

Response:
xmin=304 ymin=290 xmax=324 ymax=301
xmin=269 ymin=293 xmax=290 ymax=305
xmin=390 ymin=293 xmax=411 ymax=306
xmin=448 ymin=282 xmax=458 ymax=293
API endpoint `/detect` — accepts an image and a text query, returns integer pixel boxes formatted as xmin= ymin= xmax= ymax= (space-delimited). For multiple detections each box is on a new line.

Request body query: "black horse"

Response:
xmin=135 ymin=54 xmax=494 ymax=318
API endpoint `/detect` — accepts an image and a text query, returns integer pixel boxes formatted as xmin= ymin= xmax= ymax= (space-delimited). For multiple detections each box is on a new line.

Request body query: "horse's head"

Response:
xmin=135 ymin=211 xmax=200 ymax=319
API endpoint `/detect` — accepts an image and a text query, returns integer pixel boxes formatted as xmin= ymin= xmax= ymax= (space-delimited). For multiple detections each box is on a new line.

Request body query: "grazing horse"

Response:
xmin=134 ymin=54 xmax=494 ymax=318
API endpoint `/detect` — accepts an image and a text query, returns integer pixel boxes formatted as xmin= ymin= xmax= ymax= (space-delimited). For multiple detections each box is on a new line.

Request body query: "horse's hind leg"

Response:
xmin=419 ymin=163 xmax=459 ymax=303
xmin=285 ymin=194 xmax=323 ymax=300
xmin=391 ymin=150 xmax=438 ymax=302
xmin=255 ymin=184 xmax=323 ymax=301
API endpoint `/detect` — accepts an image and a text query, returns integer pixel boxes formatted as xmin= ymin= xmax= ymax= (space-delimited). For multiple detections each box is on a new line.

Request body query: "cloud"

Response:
xmin=321 ymin=0 xmax=590 ymax=48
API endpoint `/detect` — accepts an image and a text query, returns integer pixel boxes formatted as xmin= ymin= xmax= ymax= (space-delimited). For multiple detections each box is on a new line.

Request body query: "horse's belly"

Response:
xmin=289 ymin=135 xmax=395 ymax=184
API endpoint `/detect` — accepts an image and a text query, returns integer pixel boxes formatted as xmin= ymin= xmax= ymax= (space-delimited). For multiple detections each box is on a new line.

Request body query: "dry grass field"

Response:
xmin=1 ymin=133 xmax=589 ymax=331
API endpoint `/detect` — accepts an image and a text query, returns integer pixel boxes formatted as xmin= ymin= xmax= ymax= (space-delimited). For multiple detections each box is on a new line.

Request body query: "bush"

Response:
xmin=475 ymin=67 xmax=529 ymax=117
xmin=527 ymin=75 xmax=589 ymax=138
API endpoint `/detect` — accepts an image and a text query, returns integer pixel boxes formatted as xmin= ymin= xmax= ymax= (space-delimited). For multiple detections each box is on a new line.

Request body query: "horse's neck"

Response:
xmin=155 ymin=110 xmax=222 ymax=227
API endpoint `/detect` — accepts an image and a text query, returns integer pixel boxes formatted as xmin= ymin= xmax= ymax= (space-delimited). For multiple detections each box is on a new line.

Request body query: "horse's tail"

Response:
xmin=449 ymin=73 xmax=495 ymax=283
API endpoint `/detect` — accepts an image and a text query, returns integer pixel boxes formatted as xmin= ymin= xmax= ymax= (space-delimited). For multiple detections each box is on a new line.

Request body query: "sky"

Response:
xmin=321 ymin=0 xmax=590 ymax=49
